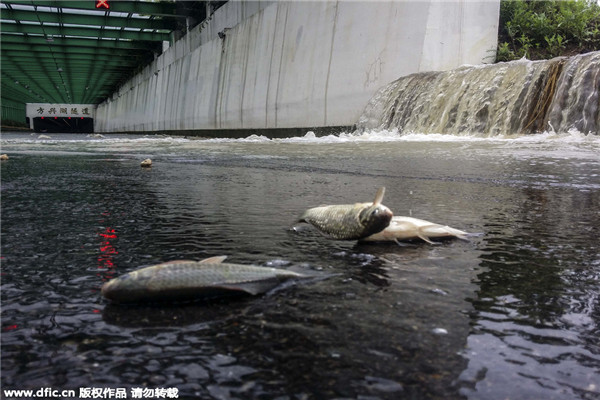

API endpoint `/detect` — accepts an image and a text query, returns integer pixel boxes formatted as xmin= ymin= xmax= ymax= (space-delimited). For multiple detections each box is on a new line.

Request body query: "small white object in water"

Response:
xmin=430 ymin=288 xmax=448 ymax=296
xmin=141 ymin=158 xmax=152 ymax=168
xmin=38 ymin=134 xmax=51 ymax=139
xmin=432 ymin=328 xmax=448 ymax=335
xmin=0 ymin=154 xmax=8 ymax=161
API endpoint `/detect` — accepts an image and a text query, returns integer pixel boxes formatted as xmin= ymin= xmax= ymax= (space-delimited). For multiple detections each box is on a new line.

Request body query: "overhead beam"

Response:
xmin=1 ymin=0 xmax=191 ymax=108
xmin=1 ymin=65 xmax=62 ymax=91
xmin=1 ymin=83 xmax=45 ymax=103
xmin=1 ymin=22 xmax=172 ymax=42
xmin=0 ymin=42 xmax=149 ymax=57
xmin=2 ymin=50 xmax=63 ymax=98
xmin=0 ymin=8 xmax=177 ymax=30
xmin=1 ymin=60 xmax=136 ymax=70
xmin=2 ymin=33 xmax=160 ymax=50
xmin=2 ymin=0 xmax=179 ymax=17
xmin=1 ymin=67 xmax=63 ymax=102
xmin=1 ymin=49 xmax=142 ymax=63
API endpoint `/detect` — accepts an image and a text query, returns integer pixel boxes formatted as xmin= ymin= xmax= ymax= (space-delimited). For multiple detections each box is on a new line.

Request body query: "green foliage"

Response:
xmin=496 ymin=0 xmax=600 ymax=62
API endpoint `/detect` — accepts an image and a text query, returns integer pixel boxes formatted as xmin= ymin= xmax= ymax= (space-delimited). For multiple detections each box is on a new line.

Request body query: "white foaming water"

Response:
xmin=2 ymin=129 xmax=600 ymax=149
xmin=210 ymin=128 xmax=600 ymax=145
xmin=356 ymin=51 xmax=599 ymax=136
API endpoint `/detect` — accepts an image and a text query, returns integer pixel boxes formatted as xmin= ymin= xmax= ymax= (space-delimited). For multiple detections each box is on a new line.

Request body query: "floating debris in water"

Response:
xmin=38 ymin=134 xmax=51 ymax=139
xmin=140 ymin=158 xmax=152 ymax=168
xmin=362 ymin=376 xmax=404 ymax=393
xmin=265 ymin=259 xmax=291 ymax=267
xmin=0 ymin=154 xmax=8 ymax=161
xmin=432 ymin=328 xmax=448 ymax=335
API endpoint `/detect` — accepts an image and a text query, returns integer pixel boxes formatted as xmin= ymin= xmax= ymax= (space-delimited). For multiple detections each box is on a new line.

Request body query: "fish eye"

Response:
xmin=371 ymin=209 xmax=379 ymax=216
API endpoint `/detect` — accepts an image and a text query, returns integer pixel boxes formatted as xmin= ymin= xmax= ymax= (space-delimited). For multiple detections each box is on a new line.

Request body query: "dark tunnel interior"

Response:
xmin=32 ymin=117 xmax=94 ymax=133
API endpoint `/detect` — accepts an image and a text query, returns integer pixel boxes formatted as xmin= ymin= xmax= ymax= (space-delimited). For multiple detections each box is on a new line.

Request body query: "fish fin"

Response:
xmin=151 ymin=260 xmax=196 ymax=267
xmin=444 ymin=226 xmax=473 ymax=240
xmin=416 ymin=229 xmax=437 ymax=245
xmin=219 ymin=270 xmax=317 ymax=296
xmin=437 ymin=226 xmax=471 ymax=241
xmin=216 ymin=283 xmax=266 ymax=296
xmin=238 ymin=284 xmax=264 ymax=296
xmin=297 ymin=209 xmax=311 ymax=223
xmin=393 ymin=239 xmax=412 ymax=247
xmin=420 ymin=224 xmax=473 ymax=241
xmin=373 ymin=187 xmax=386 ymax=205
xmin=199 ymin=255 xmax=228 ymax=264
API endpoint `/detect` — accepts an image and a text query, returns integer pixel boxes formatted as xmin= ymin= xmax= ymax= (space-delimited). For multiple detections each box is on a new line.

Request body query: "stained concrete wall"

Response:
xmin=95 ymin=0 xmax=500 ymax=134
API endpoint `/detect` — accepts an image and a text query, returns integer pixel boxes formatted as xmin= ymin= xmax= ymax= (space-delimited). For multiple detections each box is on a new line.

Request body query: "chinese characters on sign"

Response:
xmin=36 ymin=106 xmax=91 ymax=116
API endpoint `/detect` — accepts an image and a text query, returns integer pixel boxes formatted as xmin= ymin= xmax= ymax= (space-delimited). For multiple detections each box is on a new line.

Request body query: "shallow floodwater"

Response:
xmin=1 ymin=131 xmax=599 ymax=400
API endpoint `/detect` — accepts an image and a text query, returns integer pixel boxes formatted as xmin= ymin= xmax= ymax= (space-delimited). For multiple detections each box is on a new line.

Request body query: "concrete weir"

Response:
xmin=95 ymin=0 xmax=500 ymax=136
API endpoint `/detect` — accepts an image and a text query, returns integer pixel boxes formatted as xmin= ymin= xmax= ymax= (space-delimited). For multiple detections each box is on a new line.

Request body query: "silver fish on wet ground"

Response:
xmin=360 ymin=216 xmax=472 ymax=244
xmin=297 ymin=187 xmax=393 ymax=240
xmin=101 ymin=256 xmax=311 ymax=304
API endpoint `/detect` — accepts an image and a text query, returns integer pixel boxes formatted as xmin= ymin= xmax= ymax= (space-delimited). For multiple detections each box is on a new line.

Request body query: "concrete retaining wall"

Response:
xmin=95 ymin=0 xmax=500 ymax=134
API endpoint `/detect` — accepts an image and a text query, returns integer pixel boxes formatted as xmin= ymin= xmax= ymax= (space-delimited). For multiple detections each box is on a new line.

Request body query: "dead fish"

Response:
xmin=361 ymin=216 xmax=471 ymax=244
xmin=0 ymin=154 xmax=8 ymax=161
xmin=140 ymin=158 xmax=152 ymax=168
xmin=297 ymin=187 xmax=393 ymax=240
xmin=101 ymin=256 xmax=309 ymax=303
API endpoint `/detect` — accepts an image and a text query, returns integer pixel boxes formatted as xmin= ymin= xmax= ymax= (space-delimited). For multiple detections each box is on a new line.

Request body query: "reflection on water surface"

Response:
xmin=1 ymin=132 xmax=599 ymax=399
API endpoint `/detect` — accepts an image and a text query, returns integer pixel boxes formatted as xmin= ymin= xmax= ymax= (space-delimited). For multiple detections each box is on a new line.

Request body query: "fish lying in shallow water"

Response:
xmin=101 ymin=256 xmax=310 ymax=303
xmin=297 ymin=187 xmax=393 ymax=240
xmin=360 ymin=216 xmax=471 ymax=244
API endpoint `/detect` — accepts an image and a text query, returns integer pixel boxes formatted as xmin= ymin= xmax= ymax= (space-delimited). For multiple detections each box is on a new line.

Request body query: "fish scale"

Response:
xmin=141 ymin=262 xmax=301 ymax=288
xmin=300 ymin=203 xmax=373 ymax=239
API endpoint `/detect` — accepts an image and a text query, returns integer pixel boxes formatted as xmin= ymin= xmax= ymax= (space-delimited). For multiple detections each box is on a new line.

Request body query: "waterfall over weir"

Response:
xmin=357 ymin=51 xmax=599 ymax=136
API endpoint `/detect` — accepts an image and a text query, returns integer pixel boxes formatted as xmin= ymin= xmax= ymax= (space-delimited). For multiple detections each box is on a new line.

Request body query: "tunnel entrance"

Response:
xmin=33 ymin=117 xmax=94 ymax=133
